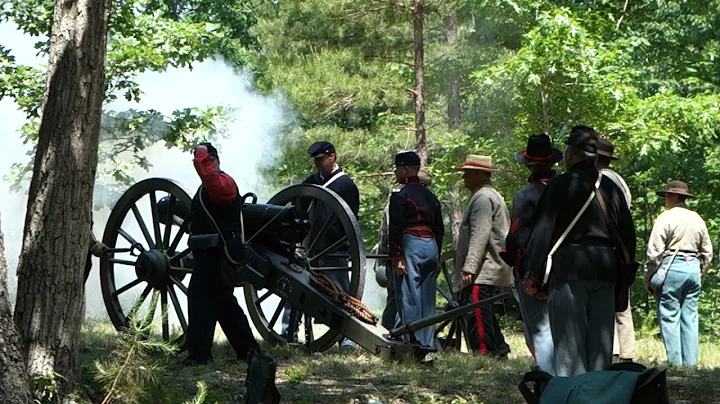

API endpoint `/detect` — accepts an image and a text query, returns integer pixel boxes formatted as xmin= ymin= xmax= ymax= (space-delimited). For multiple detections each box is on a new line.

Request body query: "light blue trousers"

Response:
xmin=512 ymin=281 xmax=555 ymax=375
xmin=651 ymin=255 xmax=701 ymax=367
xmin=548 ymin=280 xmax=615 ymax=377
xmin=393 ymin=234 xmax=439 ymax=348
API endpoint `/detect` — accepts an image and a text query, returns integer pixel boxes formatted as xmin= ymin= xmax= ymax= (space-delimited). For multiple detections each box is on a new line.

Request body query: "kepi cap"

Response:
xmin=307 ymin=141 xmax=336 ymax=159
xmin=394 ymin=150 xmax=421 ymax=166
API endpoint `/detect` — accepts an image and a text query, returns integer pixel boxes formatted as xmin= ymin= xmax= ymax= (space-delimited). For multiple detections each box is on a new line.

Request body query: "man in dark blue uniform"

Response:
xmin=388 ymin=151 xmax=444 ymax=348
xmin=502 ymin=134 xmax=562 ymax=375
xmin=281 ymin=141 xmax=360 ymax=349
xmin=184 ymin=143 xmax=260 ymax=366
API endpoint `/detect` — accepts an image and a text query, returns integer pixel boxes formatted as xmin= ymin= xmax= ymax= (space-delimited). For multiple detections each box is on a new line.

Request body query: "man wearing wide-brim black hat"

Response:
xmin=502 ymin=133 xmax=562 ymax=375
xmin=523 ymin=125 xmax=637 ymax=376
xmin=645 ymin=180 xmax=713 ymax=367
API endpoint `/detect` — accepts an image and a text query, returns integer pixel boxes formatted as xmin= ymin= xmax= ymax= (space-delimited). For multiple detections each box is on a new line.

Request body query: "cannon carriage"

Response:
xmin=96 ymin=177 xmax=511 ymax=360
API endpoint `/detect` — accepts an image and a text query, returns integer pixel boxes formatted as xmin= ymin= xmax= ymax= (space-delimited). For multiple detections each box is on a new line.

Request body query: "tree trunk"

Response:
xmin=0 ymin=214 xmax=32 ymax=404
xmin=449 ymin=182 xmax=464 ymax=249
xmin=412 ymin=0 xmax=427 ymax=166
xmin=446 ymin=10 xmax=463 ymax=247
xmin=13 ymin=0 xmax=109 ymax=393
xmin=446 ymin=12 xmax=461 ymax=131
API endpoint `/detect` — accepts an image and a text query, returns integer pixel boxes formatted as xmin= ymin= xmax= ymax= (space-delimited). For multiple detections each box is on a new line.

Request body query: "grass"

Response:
xmin=76 ymin=320 xmax=720 ymax=404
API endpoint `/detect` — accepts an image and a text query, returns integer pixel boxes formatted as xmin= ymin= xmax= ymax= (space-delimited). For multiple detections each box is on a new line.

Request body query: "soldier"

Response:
xmin=502 ymin=134 xmax=562 ymax=373
xmin=595 ymin=137 xmax=636 ymax=363
xmin=388 ymin=151 xmax=444 ymax=348
xmin=281 ymin=141 xmax=360 ymax=349
xmin=453 ymin=154 xmax=511 ymax=357
xmin=183 ymin=142 xmax=260 ymax=366
xmin=523 ymin=126 xmax=636 ymax=377
xmin=375 ymin=168 xmax=433 ymax=331
xmin=645 ymin=181 xmax=712 ymax=367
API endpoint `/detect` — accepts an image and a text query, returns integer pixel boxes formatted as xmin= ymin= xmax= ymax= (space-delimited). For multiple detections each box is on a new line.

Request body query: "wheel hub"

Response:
xmin=135 ymin=249 xmax=170 ymax=288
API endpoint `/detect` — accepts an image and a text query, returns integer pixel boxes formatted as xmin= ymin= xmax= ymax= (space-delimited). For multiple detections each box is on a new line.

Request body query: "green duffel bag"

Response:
xmin=518 ymin=362 xmax=670 ymax=404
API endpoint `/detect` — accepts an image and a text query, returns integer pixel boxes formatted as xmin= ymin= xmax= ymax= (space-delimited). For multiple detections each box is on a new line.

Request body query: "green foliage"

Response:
xmin=31 ymin=371 xmax=64 ymax=404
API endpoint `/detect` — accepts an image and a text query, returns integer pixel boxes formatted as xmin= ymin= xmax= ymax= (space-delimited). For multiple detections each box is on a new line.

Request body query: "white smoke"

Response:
xmin=1 ymin=21 xmax=389 ymax=345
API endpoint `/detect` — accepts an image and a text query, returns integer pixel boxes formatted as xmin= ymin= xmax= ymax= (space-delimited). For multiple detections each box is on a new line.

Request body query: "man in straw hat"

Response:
xmin=375 ymin=167 xmax=433 ymax=330
xmin=523 ymin=125 xmax=636 ymax=376
xmin=453 ymin=154 xmax=511 ymax=357
xmin=595 ymin=137 xmax=636 ymax=364
xmin=502 ymin=134 xmax=563 ymax=373
xmin=645 ymin=180 xmax=712 ymax=367
xmin=387 ymin=151 xmax=444 ymax=348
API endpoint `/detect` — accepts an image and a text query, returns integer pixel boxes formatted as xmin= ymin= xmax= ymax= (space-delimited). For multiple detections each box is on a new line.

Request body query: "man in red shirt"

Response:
xmin=184 ymin=143 xmax=260 ymax=366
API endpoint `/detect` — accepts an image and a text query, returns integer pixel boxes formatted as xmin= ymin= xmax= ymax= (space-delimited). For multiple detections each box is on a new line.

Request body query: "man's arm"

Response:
xmin=644 ymin=215 xmax=668 ymax=277
xmin=524 ymin=181 xmax=562 ymax=282
xmin=431 ymin=201 xmax=444 ymax=254
xmin=460 ymin=195 xmax=493 ymax=276
xmin=612 ymin=185 xmax=637 ymax=263
xmin=388 ymin=192 xmax=405 ymax=261
xmin=699 ymin=219 xmax=713 ymax=279
xmin=193 ymin=148 xmax=237 ymax=206
xmin=504 ymin=191 xmax=533 ymax=268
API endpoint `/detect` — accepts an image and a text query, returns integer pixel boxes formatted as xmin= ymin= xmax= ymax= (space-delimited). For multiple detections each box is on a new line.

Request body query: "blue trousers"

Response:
xmin=393 ymin=234 xmax=439 ymax=348
xmin=548 ymin=280 xmax=615 ymax=377
xmin=512 ymin=280 xmax=555 ymax=375
xmin=651 ymin=255 xmax=701 ymax=367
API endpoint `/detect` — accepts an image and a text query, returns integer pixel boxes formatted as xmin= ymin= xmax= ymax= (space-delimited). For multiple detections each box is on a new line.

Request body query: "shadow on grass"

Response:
xmin=77 ymin=321 xmax=720 ymax=404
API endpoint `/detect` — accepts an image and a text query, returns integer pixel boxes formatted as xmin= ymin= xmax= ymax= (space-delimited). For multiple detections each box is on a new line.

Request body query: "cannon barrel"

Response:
xmin=157 ymin=196 xmax=311 ymax=244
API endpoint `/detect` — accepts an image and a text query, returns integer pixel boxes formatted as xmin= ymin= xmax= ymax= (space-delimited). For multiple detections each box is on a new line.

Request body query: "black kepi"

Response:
xmin=515 ymin=134 xmax=563 ymax=165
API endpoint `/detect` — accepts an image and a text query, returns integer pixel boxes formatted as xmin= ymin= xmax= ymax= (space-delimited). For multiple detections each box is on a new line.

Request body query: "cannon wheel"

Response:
xmin=244 ymin=184 xmax=366 ymax=352
xmin=99 ymin=178 xmax=193 ymax=348
xmin=433 ymin=250 xmax=472 ymax=352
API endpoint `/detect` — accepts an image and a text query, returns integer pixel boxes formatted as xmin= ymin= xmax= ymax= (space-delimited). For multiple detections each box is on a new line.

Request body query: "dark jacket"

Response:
xmin=503 ymin=171 xmax=556 ymax=281
xmin=524 ymin=161 xmax=636 ymax=284
xmin=303 ymin=167 xmax=360 ymax=252
xmin=388 ymin=176 xmax=444 ymax=260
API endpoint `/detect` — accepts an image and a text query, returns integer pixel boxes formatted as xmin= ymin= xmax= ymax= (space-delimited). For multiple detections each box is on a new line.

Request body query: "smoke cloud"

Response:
xmin=2 ymin=22 xmax=389 ymax=343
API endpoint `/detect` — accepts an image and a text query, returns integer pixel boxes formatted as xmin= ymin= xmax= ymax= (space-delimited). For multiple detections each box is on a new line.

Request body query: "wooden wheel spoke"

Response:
xmin=168 ymin=215 xmax=190 ymax=254
xmin=125 ymin=284 xmax=153 ymax=325
xmin=310 ymin=266 xmax=350 ymax=273
xmin=161 ymin=289 xmax=170 ymax=341
xmin=117 ymin=228 xmax=144 ymax=249
xmin=162 ymin=195 xmax=176 ymax=250
xmin=109 ymin=258 xmax=136 ymax=267
xmin=131 ymin=204 xmax=155 ymax=249
xmin=256 ymin=290 xmax=272 ymax=305
xmin=169 ymin=275 xmax=188 ymax=295
xmin=436 ymin=285 xmax=453 ymax=303
xmin=306 ymin=213 xmax=337 ymax=255
xmin=171 ymin=248 xmax=191 ymax=261
xmin=149 ymin=191 xmax=163 ymax=249
xmin=167 ymin=285 xmax=188 ymax=332
xmin=170 ymin=266 xmax=192 ymax=274
xmin=308 ymin=235 xmax=348 ymax=263
xmin=268 ymin=299 xmax=286 ymax=329
xmin=112 ymin=278 xmax=143 ymax=298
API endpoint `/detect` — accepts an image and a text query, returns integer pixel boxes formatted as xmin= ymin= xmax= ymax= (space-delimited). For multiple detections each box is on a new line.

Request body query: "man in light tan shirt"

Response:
xmin=453 ymin=154 xmax=512 ymax=357
xmin=645 ymin=180 xmax=713 ymax=367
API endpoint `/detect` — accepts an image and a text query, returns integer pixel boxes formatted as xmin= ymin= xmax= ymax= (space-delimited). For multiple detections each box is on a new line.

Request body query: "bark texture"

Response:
xmin=446 ymin=12 xmax=461 ymax=131
xmin=13 ymin=0 xmax=109 ymax=392
xmin=412 ymin=0 xmax=427 ymax=166
xmin=0 ymin=214 xmax=32 ymax=403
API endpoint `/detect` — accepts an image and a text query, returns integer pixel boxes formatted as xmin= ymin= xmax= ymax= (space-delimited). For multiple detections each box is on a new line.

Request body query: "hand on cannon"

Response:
xmin=90 ymin=240 xmax=108 ymax=257
xmin=523 ymin=278 xmax=548 ymax=300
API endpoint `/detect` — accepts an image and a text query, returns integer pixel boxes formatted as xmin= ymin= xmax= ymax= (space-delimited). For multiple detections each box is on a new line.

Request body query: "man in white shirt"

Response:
xmin=645 ymin=181 xmax=712 ymax=366
xmin=596 ymin=137 xmax=635 ymax=363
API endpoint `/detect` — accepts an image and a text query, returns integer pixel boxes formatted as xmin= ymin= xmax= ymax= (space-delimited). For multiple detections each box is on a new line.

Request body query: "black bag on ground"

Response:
xmin=518 ymin=362 xmax=669 ymax=404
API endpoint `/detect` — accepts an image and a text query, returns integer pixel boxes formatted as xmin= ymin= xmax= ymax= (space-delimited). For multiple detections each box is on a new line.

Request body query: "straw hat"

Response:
xmin=455 ymin=155 xmax=500 ymax=172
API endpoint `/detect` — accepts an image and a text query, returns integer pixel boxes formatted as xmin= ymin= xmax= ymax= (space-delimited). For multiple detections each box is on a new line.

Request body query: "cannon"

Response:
xmin=97 ymin=177 xmax=511 ymax=360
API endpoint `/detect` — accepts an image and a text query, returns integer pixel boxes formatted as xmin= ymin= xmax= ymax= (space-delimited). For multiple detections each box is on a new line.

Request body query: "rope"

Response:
xmin=309 ymin=273 xmax=378 ymax=326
